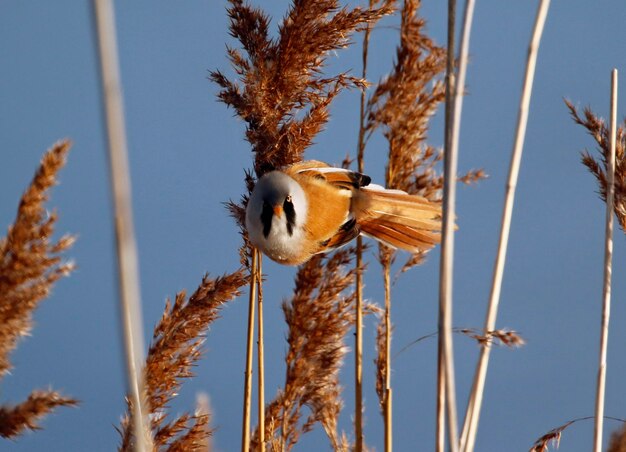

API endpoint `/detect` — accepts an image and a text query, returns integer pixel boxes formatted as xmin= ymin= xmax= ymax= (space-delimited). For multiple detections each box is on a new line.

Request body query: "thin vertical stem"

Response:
xmin=437 ymin=0 xmax=460 ymax=451
xmin=257 ymin=254 xmax=265 ymax=450
xmin=355 ymin=237 xmax=364 ymax=452
xmin=593 ymin=68 xmax=618 ymax=452
xmin=354 ymin=6 xmax=373 ymax=449
xmin=461 ymin=2 xmax=550 ymax=451
xmin=242 ymin=248 xmax=258 ymax=452
xmin=383 ymin=260 xmax=392 ymax=452
xmin=444 ymin=0 xmax=476 ymax=447
xmin=92 ymin=1 xmax=152 ymax=450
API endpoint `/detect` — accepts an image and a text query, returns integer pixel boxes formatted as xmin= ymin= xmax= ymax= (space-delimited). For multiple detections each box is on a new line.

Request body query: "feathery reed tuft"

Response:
xmin=0 ymin=140 xmax=77 ymax=438
xmin=0 ymin=390 xmax=78 ymax=439
xmin=118 ymin=269 xmax=248 ymax=451
xmin=566 ymin=100 xmax=626 ymax=230
xmin=530 ymin=422 xmax=568 ymax=452
xmin=0 ymin=140 xmax=75 ymax=376
xmin=530 ymin=416 xmax=626 ymax=452
xmin=459 ymin=328 xmax=525 ymax=348
xmin=211 ymin=0 xmax=393 ymax=176
xmin=365 ymin=0 xmax=484 ymax=273
xmin=252 ymin=248 xmax=360 ymax=451
xmin=366 ymin=0 xmax=447 ymax=200
xmin=608 ymin=423 xmax=626 ymax=452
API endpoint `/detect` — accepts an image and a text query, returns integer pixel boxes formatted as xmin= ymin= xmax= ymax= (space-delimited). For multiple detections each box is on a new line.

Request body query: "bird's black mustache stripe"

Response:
xmin=260 ymin=197 xmax=297 ymax=237
xmin=261 ymin=201 xmax=273 ymax=238
xmin=284 ymin=197 xmax=296 ymax=236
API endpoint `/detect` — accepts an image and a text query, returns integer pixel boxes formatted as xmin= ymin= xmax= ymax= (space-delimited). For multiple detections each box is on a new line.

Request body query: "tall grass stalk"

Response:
xmin=383 ymin=259 xmax=392 ymax=452
xmin=92 ymin=1 xmax=152 ymax=449
xmin=437 ymin=0 xmax=460 ymax=450
xmin=593 ymin=68 xmax=618 ymax=452
xmin=354 ymin=7 xmax=373 ymax=448
xmin=242 ymin=248 xmax=258 ymax=452
xmin=461 ymin=1 xmax=550 ymax=450
xmin=257 ymin=254 xmax=265 ymax=450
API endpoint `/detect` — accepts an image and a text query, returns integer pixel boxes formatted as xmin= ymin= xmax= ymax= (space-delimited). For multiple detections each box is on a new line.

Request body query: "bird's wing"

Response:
xmin=316 ymin=217 xmax=361 ymax=253
xmin=286 ymin=161 xmax=371 ymax=190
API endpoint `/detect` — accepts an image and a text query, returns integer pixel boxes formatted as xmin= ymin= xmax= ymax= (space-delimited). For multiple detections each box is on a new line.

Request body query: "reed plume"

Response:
xmin=566 ymin=100 xmax=626 ymax=231
xmin=609 ymin=423 xmax=626 ymax=452
xmin=213 ymin=2 xmax=393 ymax=450
xmin=363 ymin=3 xmax=447 ymax=435
xmin=251 ymin=247 xmax=360 ymax=451
xmin=118 ymin=269 xmax=248 ymax=451
xmin=530 ymin=416 xmax=626 ymax=452
xmin=0 ymin=140 xmax=77 ymax=438
xmin=458 ymin=328 xmax=525 ymax=348
xmin=360 ymin=3 xmax=483 ymax=445
xmin=365 ymin=0 xmax=484 ymax=271
xmin=211 ymin=0 xmax=393 ymax=177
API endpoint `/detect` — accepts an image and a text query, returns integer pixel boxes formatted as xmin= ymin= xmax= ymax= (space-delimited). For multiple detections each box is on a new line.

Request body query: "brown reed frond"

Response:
xmin=530 ymin=421 xmax=569 ymax=452
xmin=566 ymin=100 xmax=626 ymax=230
xmin=365 ymin=0 xmax=485 ymax=273
xmin=395 ymin=327 xmax=524 ymax=358
xmin=458 ymin=328 xmax=525 ymax=348
xmin=609 ymin=422 xmax=626 ymax=452
xmin=365 ymin=0 xmax=446 ymax=199
xmin=0 ymin=140 xmax=77 ymax=438
xmin=211 ymin=0 xmax=393 ymax=176
xmin=252 ymin=248 xmax=359 ymax=451
xmin=374 ymin=310 xmax=389 ymax=412
xmin=0 ymin=140 xmax=75 ymax=377
xmin=0 ymin=390 xmax=78 ymax=439
xmin=118 ymin=269 xmax=248 ymax=451
xmin=531 ymin=416 xmax=626 ymax=452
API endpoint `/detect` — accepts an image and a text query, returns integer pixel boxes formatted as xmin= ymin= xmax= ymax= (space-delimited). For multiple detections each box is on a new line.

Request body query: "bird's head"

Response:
xmin=245 ymin=171 xmax=308 ymax=257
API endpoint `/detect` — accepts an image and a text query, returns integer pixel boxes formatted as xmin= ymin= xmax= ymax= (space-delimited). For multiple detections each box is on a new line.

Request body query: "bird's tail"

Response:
xmin=353 ymin=186 xmax=443 ymax=252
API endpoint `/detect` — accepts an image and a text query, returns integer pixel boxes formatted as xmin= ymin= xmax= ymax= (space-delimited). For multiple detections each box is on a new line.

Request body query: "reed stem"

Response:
xmin=437 ymin=0 xmax=460 ymax=450
xmin=92 ymin=1 xmax=152 ymax=449
xmin=592 ymin=68 xmax=618 ymax=452
xmin=242 ymin=248 xmax=258 ymax=452
xmin=354 ymin=7 xmax=373 ymax=449
xmin=257 ymin=254 xmax=265 ymax=450
xmin=355 ymin=237 xmax=364 ymax=452
xmin=461 ymin=2 xmax=550 ymax=450
xmin=383 ymin=260 xmax=392 ymax=452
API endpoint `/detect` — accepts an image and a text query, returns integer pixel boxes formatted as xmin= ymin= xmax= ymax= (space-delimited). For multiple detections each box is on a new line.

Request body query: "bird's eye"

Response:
xmin=285 ymin=195 xmax=293 ymax=204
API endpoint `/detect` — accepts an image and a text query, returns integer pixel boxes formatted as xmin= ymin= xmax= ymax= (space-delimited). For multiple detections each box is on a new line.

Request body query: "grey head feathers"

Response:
xmin=245 ymin=171 xmax=308 ymax=262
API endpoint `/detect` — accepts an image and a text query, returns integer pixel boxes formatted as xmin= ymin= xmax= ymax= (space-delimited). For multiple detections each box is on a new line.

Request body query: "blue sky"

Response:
xmin=1 ymin=1 xmax=626 ymax=451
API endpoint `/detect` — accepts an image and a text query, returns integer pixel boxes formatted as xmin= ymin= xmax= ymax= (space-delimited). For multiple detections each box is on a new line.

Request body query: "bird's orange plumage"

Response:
xmin=283 ymin=161 xmax=443 ymax=259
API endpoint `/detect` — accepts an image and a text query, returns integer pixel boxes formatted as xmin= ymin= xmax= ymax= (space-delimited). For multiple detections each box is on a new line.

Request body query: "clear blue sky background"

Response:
xmin=1 ymin=1 xmax=626 ymax=451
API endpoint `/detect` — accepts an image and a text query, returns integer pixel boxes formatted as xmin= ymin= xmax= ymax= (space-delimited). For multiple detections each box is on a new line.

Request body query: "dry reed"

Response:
xmin=462 ymin=2 xmax=551 ymax=450
xmin=609 ymin=423 xmax=626 ymax=452
xmin=354 ymin=1 xmax=380 ymax=447
xmin=566 ymin=101 xmax=626 ymax=231
xmin=531 ymin=416 xmax=626 ymax=452
xmin=394 ymin=327 xmax=525 ymax=358
xmin=438 ymin=0 xmax=461 ymax=446
xmin=251 ymin=248 xmax=360 ymax=451
xmin=241 ymin=247 xmax=258 ymax=452
xmin=213 ymin=2 xmax=392 ymax=450
xmin=92 ymin=0 xmax=152 ymax=447
xmin=592 ymin=69 xmax=618 ymax=452
xmin=362 ymin=1 xmax=483 ymax=449
xmin=118 ymin=269 xmax=248 ymax=451
xmin=211 ymin=0 xmax=393 ymax=177
xmin=256 ymin=252 xmax=265 ymax=450
xmin=365 ymin=3 xmax=448 ymax=438
xmin=0 ymin=140 xmax=77 ymax=438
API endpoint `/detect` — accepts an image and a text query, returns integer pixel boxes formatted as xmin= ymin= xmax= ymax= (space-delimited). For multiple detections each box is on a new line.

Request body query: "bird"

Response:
xmin=245 ymin=160 xmax=443 ymax=265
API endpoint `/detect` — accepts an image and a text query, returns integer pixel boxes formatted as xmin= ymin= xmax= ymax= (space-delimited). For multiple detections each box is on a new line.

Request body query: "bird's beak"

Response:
xmin=273 ymin=204 xmax=283 ymax=217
